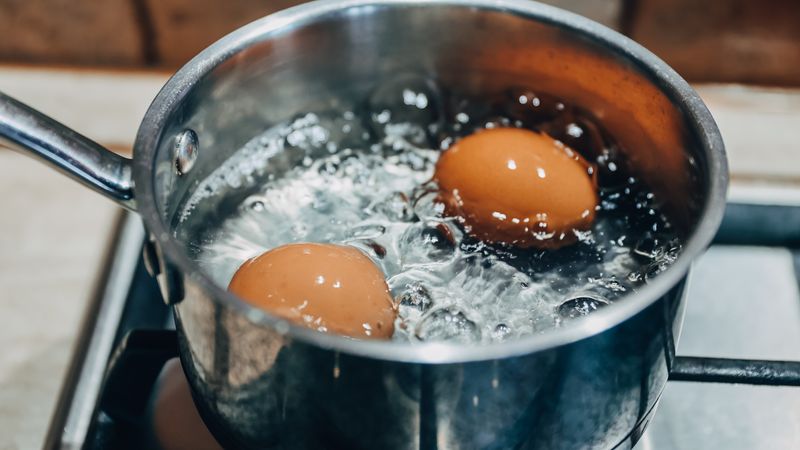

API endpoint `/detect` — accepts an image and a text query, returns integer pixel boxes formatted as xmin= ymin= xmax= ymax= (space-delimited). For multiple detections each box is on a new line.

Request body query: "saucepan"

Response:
xmin=0 ymin=0 xmax=733 ymax=448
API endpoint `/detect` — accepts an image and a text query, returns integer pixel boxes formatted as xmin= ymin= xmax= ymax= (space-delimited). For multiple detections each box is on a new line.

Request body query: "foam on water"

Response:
xmin=178 ymin=77 xmax=682 ymax=344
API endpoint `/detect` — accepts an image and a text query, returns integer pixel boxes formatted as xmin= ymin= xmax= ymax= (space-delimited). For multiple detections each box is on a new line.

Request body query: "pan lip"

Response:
xmin=132 ymin=0 xmax=728 ymax=364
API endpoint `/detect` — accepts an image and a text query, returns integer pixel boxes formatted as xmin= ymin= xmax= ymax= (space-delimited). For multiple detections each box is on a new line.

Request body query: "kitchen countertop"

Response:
xmin=0 ymin=67 xmax=166 ymax=450
xmin=0 ymin=66 xmax=798 ymax=450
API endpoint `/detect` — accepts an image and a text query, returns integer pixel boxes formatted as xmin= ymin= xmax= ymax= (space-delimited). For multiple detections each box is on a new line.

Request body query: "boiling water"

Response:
xmin=178 ymin=76 xmax=681 ymax=344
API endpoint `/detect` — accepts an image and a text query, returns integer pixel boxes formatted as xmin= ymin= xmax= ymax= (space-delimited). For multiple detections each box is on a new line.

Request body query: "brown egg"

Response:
xmin=228 ymin=243 xmax=396 ymax=339
xmin=152 ymin=358 xmax=223 ymax=450
xmin=434 ymin=128 xmax=598 ymax=248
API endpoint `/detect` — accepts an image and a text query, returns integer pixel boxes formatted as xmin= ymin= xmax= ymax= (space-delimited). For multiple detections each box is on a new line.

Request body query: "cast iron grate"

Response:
xmin=44 ymin=201 xmax=800 ymax=449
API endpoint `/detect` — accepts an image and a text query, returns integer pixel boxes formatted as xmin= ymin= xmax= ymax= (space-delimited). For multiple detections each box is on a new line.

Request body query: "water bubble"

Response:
xmin=388 ymin=270 xmax=440 ymax=314
xmin=633 ymin=233 xmax=666 ymax=260
xmin=411 ymin=185 xmax=445 ymax=220
xmin=566 ymin=123 xmax=583 ymax=138
xmin=538 ymin=113 xmax=609 ymax=162
xmin=291 ymin=223 xmax=309 ymax=239
xmin=347 ymin=224 xmax=386 ymax=240
xmin=557 ymin=295 xmax=610 ymax=320
xmin=348 ymin=239 xmax=388 ymax=264
xmin=399 ymin=221 xmax=459 ymax=267
xmin=246 ymin=196 xmax=266 ymax=212
xmin=492 ymin=323 xmax=511 ymax=341
xmin=504 ymin=90 xmax=568 ymax=128
xmin=483 ymin=116 xmax=512 ymax=129
xmin=635 ymin=236 xmax=681 ymax=278
xmin=183 ymin=88 xmax=682 ymax=345
xmin=317 ymin=157 xmax=340 ymax=175
xmin=283 ymin=113 xmax=331 ymax=155
xmin=443 ymin=95 xmax=494 ymax=137
xmin=374 ymin=109 xmax=391 ymax=124
xmin=311 ymin=192 xmax=333 ymax=213
xmin=627 ymin=271 xmax=643 ymax=283
xmin=383 ymin=123 xmax=430 ymax=152
xmin=643 ymin=243 xmax=679 ymax=282
xmin=594 ymin=148 xmax=629 ymax=188
xmin=588 ymin=277 xmax=627 ymax=293
xmin=364 ymin=240 xmax=387 ymax=259
xmin=643 ymin=263 xmax=668 ymax=282
xmin=375 ymin=191 xmax=416 ymax=222
xmin=368 ymin=74 xmax=442 ymax=146
xmin=394 ymin=147 xmax=440 ymax=171
xmin=416 ymin=308 xmax=480 ymax=343
xmin=395 ymin=281 xmax=433 ymax=313
xmin=440 ymin=136 xmax=454 ymax=150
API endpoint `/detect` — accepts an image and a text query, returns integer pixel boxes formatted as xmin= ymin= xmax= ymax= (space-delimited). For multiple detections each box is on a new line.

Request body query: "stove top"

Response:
xmin=641 ymin=243 xmax=800 ymax=449
xmin=44 ymin=194 xmax=800 ymax=450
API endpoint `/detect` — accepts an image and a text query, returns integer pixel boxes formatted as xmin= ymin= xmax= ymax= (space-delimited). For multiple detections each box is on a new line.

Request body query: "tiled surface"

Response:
xmin=0 ymin=66 xmax=798 ymax=449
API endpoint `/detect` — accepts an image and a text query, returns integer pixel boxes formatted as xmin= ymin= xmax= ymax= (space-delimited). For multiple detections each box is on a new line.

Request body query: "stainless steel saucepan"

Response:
xmin=0 ymin=1 xmax=732 ymax=448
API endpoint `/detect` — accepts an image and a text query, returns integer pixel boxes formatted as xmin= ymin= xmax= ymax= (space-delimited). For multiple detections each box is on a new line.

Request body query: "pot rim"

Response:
xmin=133 ymin=0 xmax=728 ymax=364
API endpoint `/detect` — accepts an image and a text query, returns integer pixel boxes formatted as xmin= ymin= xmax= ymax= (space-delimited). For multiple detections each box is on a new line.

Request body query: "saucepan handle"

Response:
xmin=0 ymin=91 xmax=135 ymax=210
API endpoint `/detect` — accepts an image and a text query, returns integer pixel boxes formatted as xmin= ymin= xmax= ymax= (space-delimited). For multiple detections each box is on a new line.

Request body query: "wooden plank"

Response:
xmin=0 ymin=0 xmax=145 ymax=66
xmin=540 ymin=0 xmax=623 ymax=30
xmin=629 ymin=0 xmax=800 ymax=86
xmin=697 ymin=84 xmax=800 ymax=184
xmin=147 ymin=0 xmax=623 ymax=67
xmin=145 ymin=0 xmax=301 ymax=67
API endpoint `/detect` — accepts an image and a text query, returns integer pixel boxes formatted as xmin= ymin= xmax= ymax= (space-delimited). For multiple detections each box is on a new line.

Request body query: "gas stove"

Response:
xmin=44 ymin=191 xmax=800 ymax=450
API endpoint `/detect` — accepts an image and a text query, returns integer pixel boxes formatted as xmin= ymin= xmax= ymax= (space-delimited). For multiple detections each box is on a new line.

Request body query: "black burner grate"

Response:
xmin=44 ymin=202 xmax=800 ymax=450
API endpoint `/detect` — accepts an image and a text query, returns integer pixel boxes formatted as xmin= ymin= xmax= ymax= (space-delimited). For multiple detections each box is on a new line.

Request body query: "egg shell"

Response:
xmin=434 ymin=128 xmax=598 ymax=248
xmin=228 ymin=243 xmax=396 ymax=339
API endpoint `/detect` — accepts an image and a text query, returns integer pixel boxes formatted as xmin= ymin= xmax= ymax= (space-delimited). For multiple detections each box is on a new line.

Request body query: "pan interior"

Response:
xmin=141 ymin=2 xmax=712 ymax=349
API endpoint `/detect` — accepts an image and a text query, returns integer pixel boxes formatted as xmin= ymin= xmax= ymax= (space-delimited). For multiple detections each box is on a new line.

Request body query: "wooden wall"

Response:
xmin=0 ymin=0 xmax=797 ymax=85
